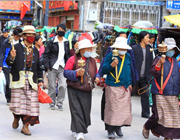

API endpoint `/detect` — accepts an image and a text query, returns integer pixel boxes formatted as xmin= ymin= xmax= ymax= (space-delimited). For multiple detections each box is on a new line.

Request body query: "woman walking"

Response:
xmin=6 ymin=25 xmax=43 ymax=136
xmin=142 ymin=38 xmax=180 ymax=140
xmin=102 ymin=37 xmax=133 ymax=139
xmin=34 ymin=35 xmax=45 ymax=58
xmin=64 ymin=39 xmax=100 ymax=140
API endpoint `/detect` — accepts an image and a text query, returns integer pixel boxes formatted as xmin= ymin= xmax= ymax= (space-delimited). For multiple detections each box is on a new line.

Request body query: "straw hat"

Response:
xmin=20 ymin=25 xmax=38 ymax=35
xmin=75 ymin=39 xmax=97 ymax=54
xmin=111 ymin=37 xmax=132 ymax=50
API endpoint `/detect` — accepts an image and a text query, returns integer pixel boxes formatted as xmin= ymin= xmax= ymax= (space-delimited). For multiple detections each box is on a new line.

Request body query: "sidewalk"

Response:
xmin=0 ymin=86 xmax=167 ymax=140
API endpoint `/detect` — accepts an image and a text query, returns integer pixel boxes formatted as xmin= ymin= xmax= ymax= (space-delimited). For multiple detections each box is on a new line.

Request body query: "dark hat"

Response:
xmin=2 ymin=28 xmax=9 ymax=33
xmin=57 ymin=24 xmax=66 ymax=31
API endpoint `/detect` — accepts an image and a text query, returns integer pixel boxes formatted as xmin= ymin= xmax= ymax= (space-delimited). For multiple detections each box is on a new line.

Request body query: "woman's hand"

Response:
xmin=95 ymin=77 xmax=100 ymax=85
xmin=77 ymin=69 xmax=85 ymax=76
xmin=157 ymin=56 xmax=166 ymax=67
xmin=111 ymin=58 xmax=118 ymax=67
xmin=128 ymin=85 xmax=132 ymax=93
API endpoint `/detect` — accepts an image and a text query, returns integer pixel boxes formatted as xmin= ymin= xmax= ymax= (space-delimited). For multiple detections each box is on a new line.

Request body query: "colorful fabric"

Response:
xmin=10 ymin=78 xmax=39 ymax=116
xmin=68 ymin=32 xmax=75 ymax=50
xmin=79 ymin=33 xmax=93 ymax=44
xmin=104 ymin=85 xmax=132 ymax=126
xmin=26 ymin=49 xmax=33 ymax=70
xmin=145 ymin=95 xmax=180 ymax=139
xmin=39 ymin=45 xmax=45 ymax=58
xmin=156 ymin=95 xmax=180 ymax=128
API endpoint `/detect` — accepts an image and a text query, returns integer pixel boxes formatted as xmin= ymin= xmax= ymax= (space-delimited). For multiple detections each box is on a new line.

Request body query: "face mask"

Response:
xmin=58 ymin=31 xmax=65 ymax=37
xmin=83 ymin=51 xmax=92 ymax=58
xmin=118 ymin=50 xmax=127 ymax=56
xmin=91 ymin=50 xmax=99 ymax=58
xmin=26 ymin=36 xmax=35 ymax=44
xmin=166 ymin=50 xmax=175 ymax=58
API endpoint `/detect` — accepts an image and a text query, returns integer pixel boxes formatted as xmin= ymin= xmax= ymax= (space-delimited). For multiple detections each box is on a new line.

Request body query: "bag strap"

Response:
xmin=80 ymin=58 xmax=90 ymax=86
xmin=154 ymin=59 xmax=174 ymax=95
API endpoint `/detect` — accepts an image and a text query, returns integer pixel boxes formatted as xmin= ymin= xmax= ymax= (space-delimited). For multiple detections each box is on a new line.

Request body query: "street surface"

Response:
xmin=0 ymin=86 xmax=177 ymax=140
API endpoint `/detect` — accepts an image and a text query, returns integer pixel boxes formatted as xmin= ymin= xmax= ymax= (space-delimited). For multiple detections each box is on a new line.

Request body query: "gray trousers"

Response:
xmin=48 ymin=66 xmax=66 ymax=106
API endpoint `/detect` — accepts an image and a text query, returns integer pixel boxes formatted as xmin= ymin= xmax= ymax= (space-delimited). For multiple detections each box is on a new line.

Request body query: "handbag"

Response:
xmin=38 ymin=87 xmax=52 ymax=103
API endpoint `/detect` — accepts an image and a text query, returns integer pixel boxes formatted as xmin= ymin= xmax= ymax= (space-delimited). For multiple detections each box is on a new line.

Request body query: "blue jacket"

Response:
xmin=102 ymin=52 xmax=132 ymax=88
xmin=98 ymin=46 xmax=139 ymax=84
xmin=0 ymin=38 xmax=11 ymax=68
xmin=151 ymin=56 xmax=179 ymax=96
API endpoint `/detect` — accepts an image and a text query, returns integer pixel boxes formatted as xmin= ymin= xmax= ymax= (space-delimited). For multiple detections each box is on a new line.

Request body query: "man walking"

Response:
xmin=43 ymin=24 xmax=70 ymax=111
xmin=0 ymin=27 xmax=22 ymax=105
xmin=0 ymin=28 xmax=9 ymax=48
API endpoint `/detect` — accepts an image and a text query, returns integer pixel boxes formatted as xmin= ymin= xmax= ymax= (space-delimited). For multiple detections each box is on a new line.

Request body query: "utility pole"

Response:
xmin=44 ymin=1 xmax=49 ymax=26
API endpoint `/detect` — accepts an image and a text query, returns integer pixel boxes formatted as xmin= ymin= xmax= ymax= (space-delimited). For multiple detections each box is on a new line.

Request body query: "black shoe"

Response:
xmin=57 ymin=105 xmax=63 ymax=111
xmin=115 ymin=127 xmax=123 ymax=137
xmin=107 ymin=131 xmax=115 ymax=139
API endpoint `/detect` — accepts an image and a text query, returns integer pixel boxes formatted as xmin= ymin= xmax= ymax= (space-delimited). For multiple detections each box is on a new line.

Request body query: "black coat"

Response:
xmin=6 ymin=42 xmax=43 ymax=83
xmin=132 ymin=43 xmax=153 ymax=84
xmin=0 ymin=35 xmax=7 ymax=49
xmin=43 ymin=38 xmax=70 ymax=70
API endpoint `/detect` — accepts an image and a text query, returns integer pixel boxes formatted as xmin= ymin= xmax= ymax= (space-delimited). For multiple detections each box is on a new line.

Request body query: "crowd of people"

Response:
xmin=0 ymin=23 xmax=180 ymax=140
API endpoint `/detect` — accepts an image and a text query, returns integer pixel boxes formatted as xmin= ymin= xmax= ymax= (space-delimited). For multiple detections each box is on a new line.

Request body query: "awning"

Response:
xmin=164 ymin=14 xmax=180 ymax=27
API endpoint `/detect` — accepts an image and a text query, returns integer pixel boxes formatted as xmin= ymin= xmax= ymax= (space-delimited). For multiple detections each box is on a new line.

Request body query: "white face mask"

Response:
xmin=118 ymin=50 xmax=127 ymax=56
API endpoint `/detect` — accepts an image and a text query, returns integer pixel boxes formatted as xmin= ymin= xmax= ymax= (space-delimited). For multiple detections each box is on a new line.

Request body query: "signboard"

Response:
xmin=0 ymin=1 xmax=30 ymax=12
xmin=166 ymin=1 xmax=180 ymax=10
xmin=111 ymin=1 xmax=165 ymax=6
xmin=49 ymin=1 xmax=77 ymax=11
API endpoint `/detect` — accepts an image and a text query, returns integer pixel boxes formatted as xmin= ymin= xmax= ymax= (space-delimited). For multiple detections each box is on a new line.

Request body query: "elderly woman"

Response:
xmin=142 ymin=38 xmax=180 ymax=140
xmin=6 ymin=25 xmax=43 ymax=136
xmin=64 ymin=39 xmax=100 ymax=140
xmin=102 ymin=37 xmax=133 ymax=139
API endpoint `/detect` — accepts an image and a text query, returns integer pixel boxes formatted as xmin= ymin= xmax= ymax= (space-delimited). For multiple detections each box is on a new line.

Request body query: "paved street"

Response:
xmin=0 ymin=86 xmax=175 ymax=140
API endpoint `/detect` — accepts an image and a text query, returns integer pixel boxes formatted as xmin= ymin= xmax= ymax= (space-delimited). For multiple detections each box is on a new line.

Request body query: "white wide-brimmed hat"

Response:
xmin=75 ymin=39 xmax=97 ymax=54
xmin=20 ymin=25 xmax=38 ymax=35
xmin=111 ymin=37 xmax=132 ymax=50
xmin=164 ymin=38 xmax=179 ymax=51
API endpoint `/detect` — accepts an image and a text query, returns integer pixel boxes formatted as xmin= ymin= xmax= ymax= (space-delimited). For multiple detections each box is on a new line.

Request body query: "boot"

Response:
xmin=115 ymin=127 xmax=123 ymax=137
xmin=142 ymin=125 xmax=149 ymax=139
xmin=164 ymin=138 xmax=173 ymax=140
xmin=21 ymin=124 xmax=31 ymax=136
xmin=107 ymin=130 xmax=115 ymax=139
xmin=12 ymin=116 xmax=20 ymax=129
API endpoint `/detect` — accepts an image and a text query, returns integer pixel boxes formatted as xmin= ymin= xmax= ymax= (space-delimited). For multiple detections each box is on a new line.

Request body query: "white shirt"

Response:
xmin=13 ymin=39 xmax=19 ymax=45
xmin=52 ymin=36 xmax=67 ymax=70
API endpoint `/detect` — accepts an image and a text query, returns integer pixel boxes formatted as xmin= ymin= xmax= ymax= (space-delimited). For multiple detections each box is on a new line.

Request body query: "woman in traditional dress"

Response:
xmin=6 ymin=25 xmax=43 ymax=136
xmin=142 ymin=38 xmax=180 ymax=140
xmin=64 ymin=39 xmax=100 ymax=140
xmin=102 ymin=37 xmax=133 ymax=139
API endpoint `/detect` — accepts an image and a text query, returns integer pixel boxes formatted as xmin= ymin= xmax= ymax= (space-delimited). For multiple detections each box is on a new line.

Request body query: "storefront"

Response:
xmin=0 ymin=1 xmax=33 ymax=29
xmin=48 ymin=1 xmax=79 ymax=30
xmin=103 ymin=1 xmax=164 ymax=27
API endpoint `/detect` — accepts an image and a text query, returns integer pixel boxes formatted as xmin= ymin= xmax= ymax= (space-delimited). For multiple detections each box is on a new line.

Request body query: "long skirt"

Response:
xmin=104 ymin=86 xmax=132 ymax=126
xmin=67 ymin=86 xmax=92 ymax=133
xmin=145 ymin=94 xmax=180 ymax=139
xmin=10 ymin=79 xmax=39 ymax=125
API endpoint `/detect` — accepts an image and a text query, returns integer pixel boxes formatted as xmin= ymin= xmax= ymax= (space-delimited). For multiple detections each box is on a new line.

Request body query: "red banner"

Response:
xmin=49 ymin=1 xmax=78 ymax=11
xmin=0 ymin=1 xmax=30 ymax=11
xmin=20 ymin=2 xmax=29 ymax=20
